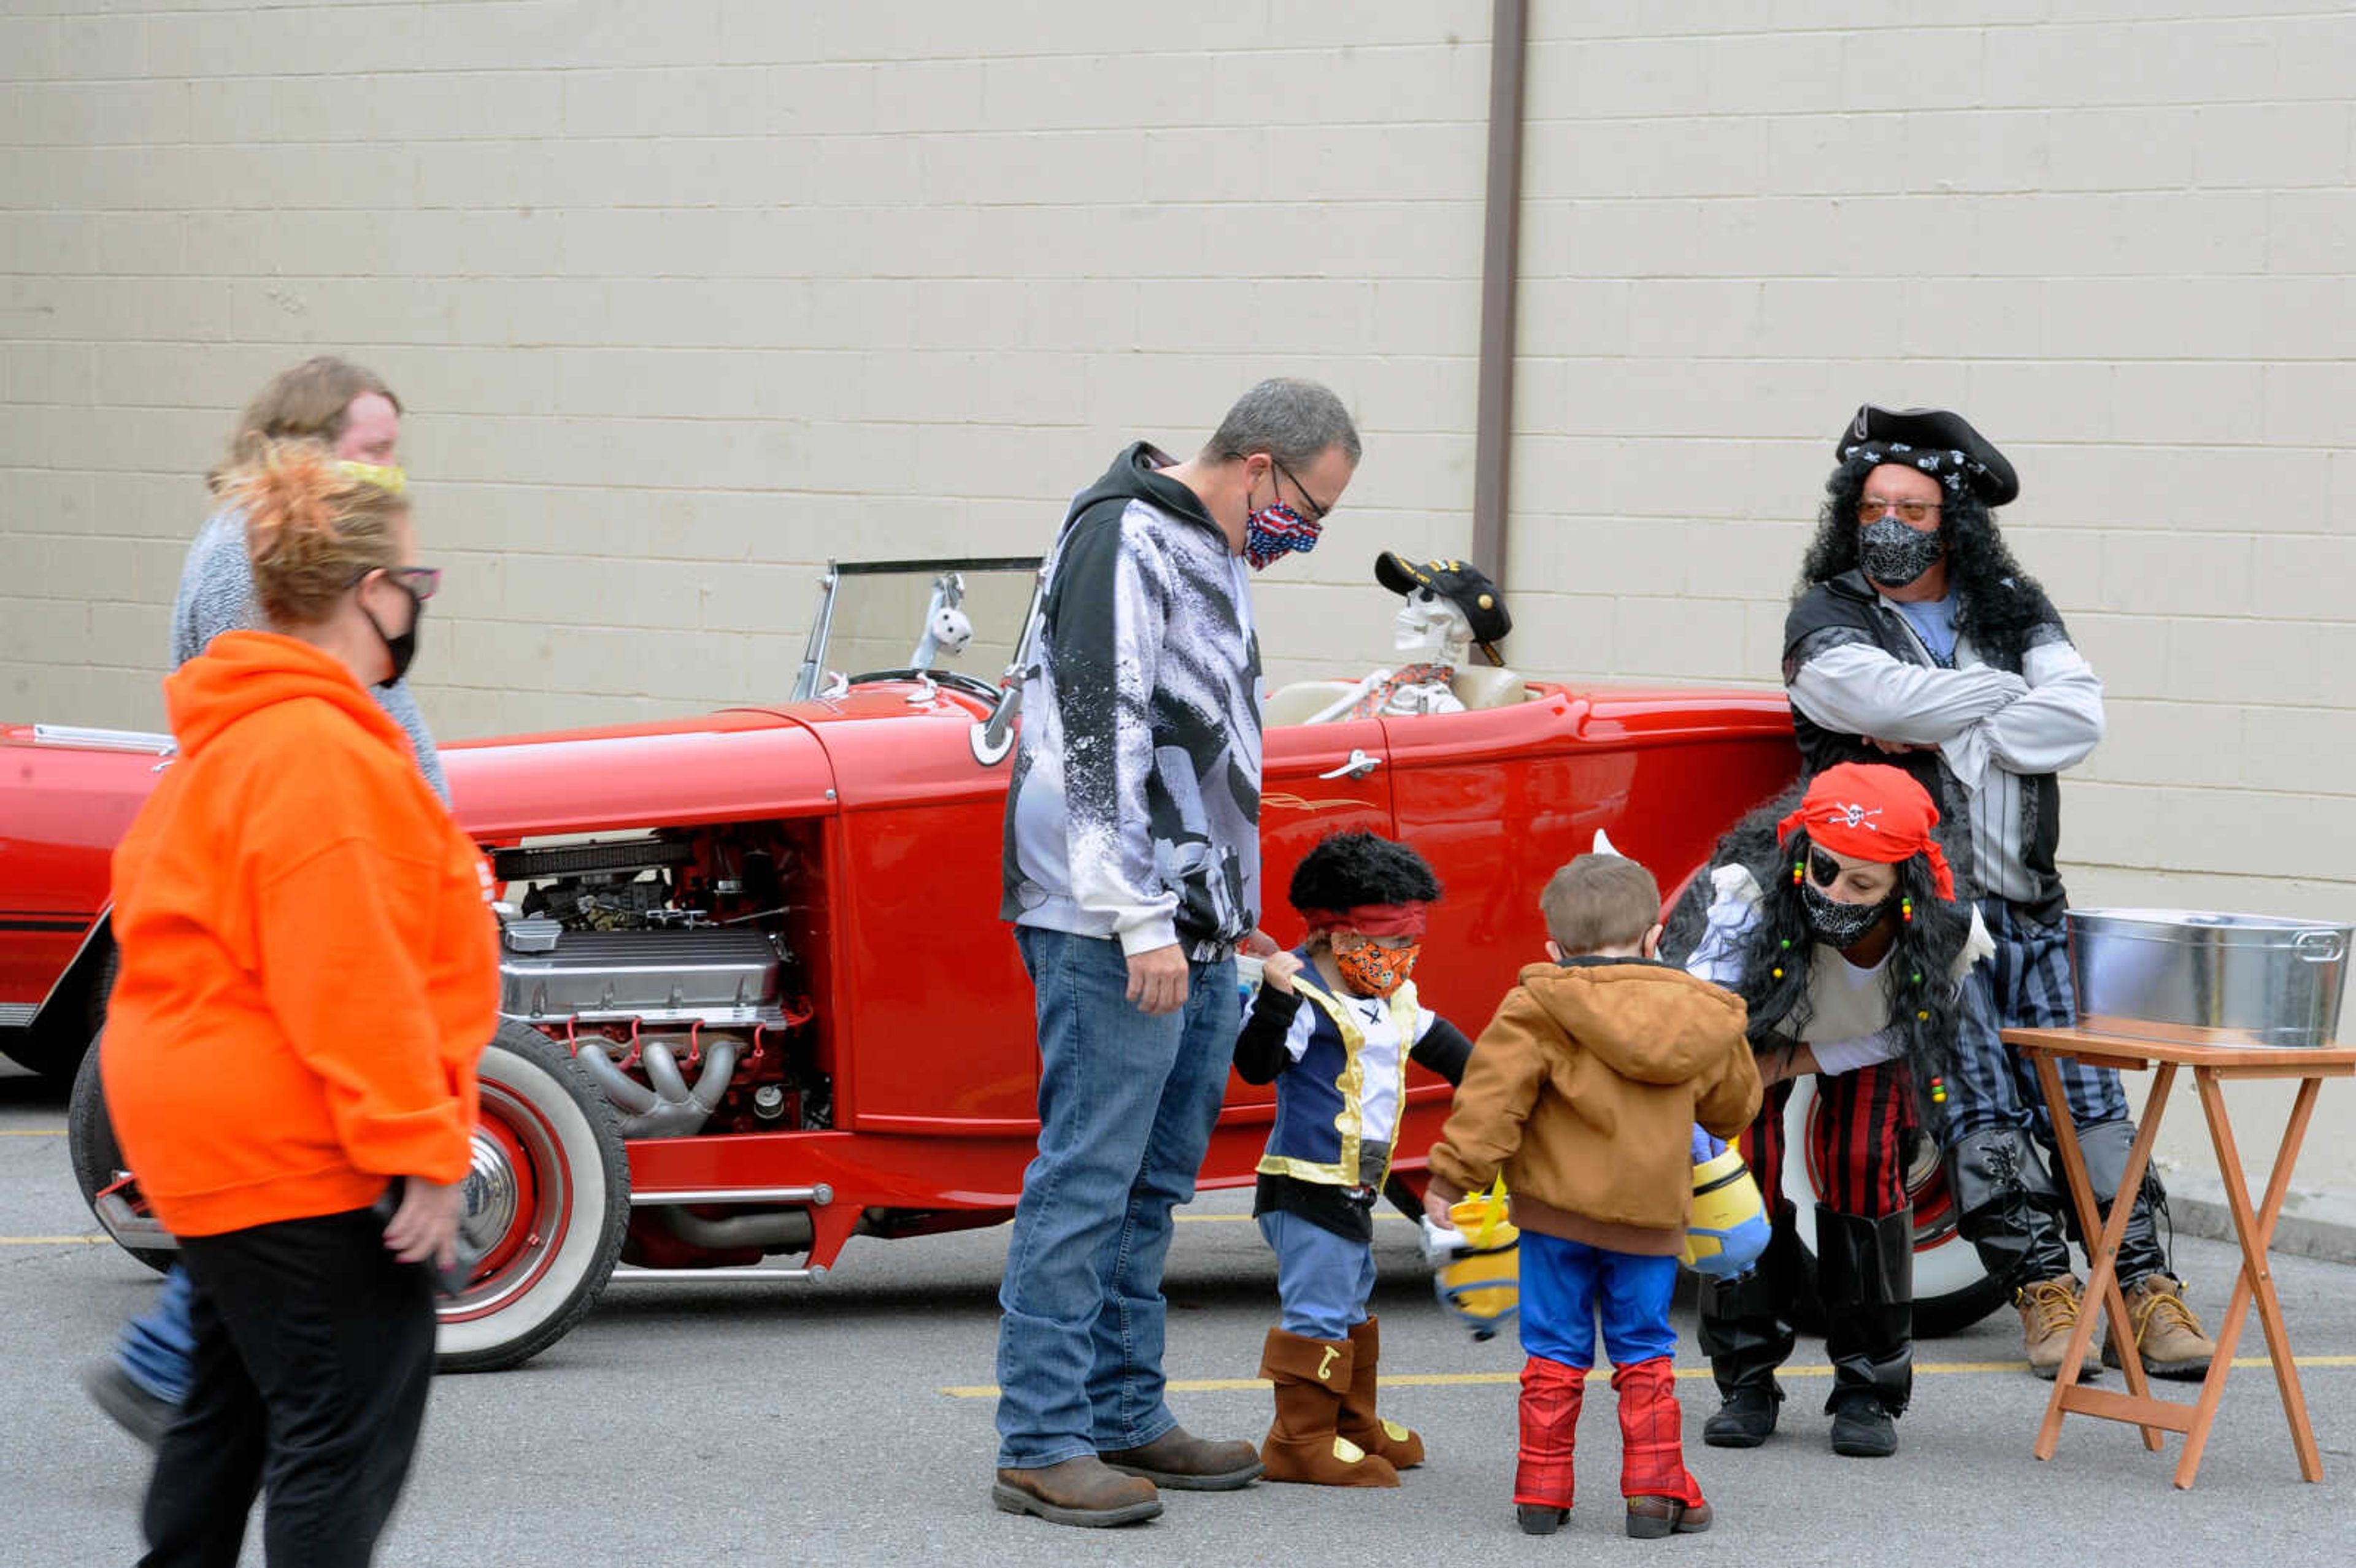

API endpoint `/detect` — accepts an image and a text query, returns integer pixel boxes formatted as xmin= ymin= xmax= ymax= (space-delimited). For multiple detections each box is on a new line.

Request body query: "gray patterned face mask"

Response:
xmin=1858 ymin=517 xmax=1942 ymax=588
xmin=1801 ymin=880 xmax=1889 ymax=950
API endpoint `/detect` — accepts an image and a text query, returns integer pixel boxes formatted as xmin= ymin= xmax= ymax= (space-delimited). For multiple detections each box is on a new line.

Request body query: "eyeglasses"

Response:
xmin=1857 ymin=496 xmax=1942 ymax=526
xmin=352 ymin=564 xmax=442 ymax=601
xmin=1270 ymin=455 xmax=1332 ymax=525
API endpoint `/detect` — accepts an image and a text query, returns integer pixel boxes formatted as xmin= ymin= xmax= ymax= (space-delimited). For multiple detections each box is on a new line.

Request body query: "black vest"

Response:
xmin=1782 ymin=571 xmax=2069 ymax=922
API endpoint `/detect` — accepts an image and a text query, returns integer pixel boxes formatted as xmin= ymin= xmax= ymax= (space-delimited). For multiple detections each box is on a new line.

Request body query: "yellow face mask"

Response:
xmin=335 ymin=460 xmax=407 ymax=495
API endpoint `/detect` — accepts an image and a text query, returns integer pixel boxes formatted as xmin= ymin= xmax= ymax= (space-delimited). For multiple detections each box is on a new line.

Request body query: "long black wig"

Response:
xmin=1796 ymin=452 xmax=2059 ymax=669
xmin=1665 ymin=786 xmax=1974 ymax=1131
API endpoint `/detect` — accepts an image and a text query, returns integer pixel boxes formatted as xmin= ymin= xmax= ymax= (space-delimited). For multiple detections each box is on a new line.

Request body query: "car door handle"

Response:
xmin=1317 ymin=749 xmax=1382 ymax=781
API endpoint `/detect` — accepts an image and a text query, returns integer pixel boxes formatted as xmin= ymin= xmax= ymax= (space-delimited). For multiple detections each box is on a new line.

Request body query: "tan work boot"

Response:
xmin=2015 ymin=1275 xmax=2084 ymax=1381
xmin=991 ymin=1456 xmax=1161 ymax=1528
xmin=1257 ymin=1328 xmax=1401 ymax=1488
xmin=2103 ymin=1275 xmax=2217 ymax=1381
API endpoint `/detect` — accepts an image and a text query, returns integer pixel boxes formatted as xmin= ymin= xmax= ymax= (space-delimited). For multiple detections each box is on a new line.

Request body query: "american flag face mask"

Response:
xmin=1243 ymin=502 xmax=1322 ymax=570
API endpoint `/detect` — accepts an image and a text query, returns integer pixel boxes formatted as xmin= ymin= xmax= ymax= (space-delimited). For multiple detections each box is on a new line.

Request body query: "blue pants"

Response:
xmin=995 ymin=927 xmax=1241 ymax=1470
xmin=1948 ymin=899 xmax=2130 ymax=1141
xmin=1257 ymin=1210 xmax=1377 ymax=1340
xmin=1518 ymin=1231 xmax=1679 ymax=1370
xmin=117 ymin=1262 xmax=196 ymax=1404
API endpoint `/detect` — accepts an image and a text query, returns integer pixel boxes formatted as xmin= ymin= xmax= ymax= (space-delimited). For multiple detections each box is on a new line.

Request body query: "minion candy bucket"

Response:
xmin=1680 ymin=1147 xmax=1770 ymax=1279
xmin=1420 ymin=1183 xmax=1520 ymax=1341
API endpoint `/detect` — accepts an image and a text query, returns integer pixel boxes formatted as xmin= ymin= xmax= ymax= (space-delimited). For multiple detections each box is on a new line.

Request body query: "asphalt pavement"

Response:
xmin=6 ymin=1058 xmax=2354 ymax=1567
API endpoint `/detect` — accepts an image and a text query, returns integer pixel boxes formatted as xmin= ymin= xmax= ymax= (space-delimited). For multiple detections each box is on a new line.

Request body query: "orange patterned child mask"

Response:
xmin=1333 ymin=934 xmax=1423 ymax=999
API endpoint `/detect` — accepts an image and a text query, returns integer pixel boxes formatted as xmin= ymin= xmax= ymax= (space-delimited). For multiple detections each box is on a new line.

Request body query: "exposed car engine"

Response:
xmin=490 ymin=830 xmax=827 ymax=1140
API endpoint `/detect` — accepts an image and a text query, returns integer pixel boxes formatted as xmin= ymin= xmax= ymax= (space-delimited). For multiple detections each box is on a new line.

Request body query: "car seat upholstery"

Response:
xmin=1451 ymin=666 xmax=1526 ymax=709
xmin=1263 ymin=680 xmax=1363 ymax=727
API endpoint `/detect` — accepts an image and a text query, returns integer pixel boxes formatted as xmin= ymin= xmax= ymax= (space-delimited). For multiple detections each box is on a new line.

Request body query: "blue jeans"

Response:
xmin=995 ymin=926 xmax=1239 ymax=1470
xmin=1519 ymin=1232 xmax=1678 ymax=1370
xmin=117 ymin=1262 xmax=197 ymax=1404
xmin=1257 ymin=1210 xmax=1377 ymax=1340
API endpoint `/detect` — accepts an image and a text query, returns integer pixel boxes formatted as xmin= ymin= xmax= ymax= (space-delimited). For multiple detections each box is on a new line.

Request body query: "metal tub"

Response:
xmin=2067 ymin=909 xmax=2354 ymax=1050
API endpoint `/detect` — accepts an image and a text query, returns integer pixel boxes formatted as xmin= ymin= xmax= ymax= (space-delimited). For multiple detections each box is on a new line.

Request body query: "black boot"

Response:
xmin=1817 ymin=1205 xmax=1911 ymax=1459
xmin=2068 ymin=1118 xmax=2170 ymax=1286
xmin=1696 ymin=1223 xmax=1795 ymax=1448
xmin=1945 ymin=1124 xmax=2074 ymax=1294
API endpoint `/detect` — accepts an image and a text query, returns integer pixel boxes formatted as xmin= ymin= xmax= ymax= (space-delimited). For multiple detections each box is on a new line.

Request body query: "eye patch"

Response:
xmin=1809 ymin=850 xmax=1844 ymax=886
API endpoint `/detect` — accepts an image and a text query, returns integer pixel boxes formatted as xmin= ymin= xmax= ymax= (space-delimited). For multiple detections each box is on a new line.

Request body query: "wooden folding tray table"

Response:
xmin=2003 ymin=1026 xmax=2356 ymax=1489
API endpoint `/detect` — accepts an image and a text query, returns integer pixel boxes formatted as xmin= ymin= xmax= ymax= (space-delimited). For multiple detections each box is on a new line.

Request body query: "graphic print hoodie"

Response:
xmin=1001 ymin=442 xmax=1264 ymax=959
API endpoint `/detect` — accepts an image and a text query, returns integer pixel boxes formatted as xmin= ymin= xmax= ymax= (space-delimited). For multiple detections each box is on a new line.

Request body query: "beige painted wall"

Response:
xmin=5 ymin=3 xmax=2352 ymax=1186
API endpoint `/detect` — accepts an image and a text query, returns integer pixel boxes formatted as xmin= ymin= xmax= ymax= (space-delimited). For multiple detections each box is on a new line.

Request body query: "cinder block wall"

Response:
xmin=6 ymin=6 xmax=2353 ymax=1175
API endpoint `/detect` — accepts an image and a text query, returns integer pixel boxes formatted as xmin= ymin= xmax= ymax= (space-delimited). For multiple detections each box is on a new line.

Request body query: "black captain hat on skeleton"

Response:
xmin=1838 ymin=404 xmax=2020 ymax=508
xmin=1374 ymin=551 xmax=1511 ymax=665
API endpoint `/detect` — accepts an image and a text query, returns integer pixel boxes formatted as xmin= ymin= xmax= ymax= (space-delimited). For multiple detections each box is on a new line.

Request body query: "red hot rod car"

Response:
xmin=1 ymin=558 xmax=1998 ymax=1370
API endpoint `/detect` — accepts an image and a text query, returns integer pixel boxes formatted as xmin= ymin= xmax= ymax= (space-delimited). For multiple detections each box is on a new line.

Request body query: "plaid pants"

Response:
xmin=1946 ymin=898 xmax=2128 ymax=1142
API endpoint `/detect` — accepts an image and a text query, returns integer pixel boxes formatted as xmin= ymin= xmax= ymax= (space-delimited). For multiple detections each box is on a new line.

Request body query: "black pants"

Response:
xmin=141 ymin=1207 xmax=437 ymax=1568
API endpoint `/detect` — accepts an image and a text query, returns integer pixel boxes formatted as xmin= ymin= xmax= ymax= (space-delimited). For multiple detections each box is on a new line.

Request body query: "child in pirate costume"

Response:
xmin=1233 ymin=832 xmax=1474 ymax=1488
xmin=1782 ymin=405 xmax=2215 ymax=1381
xmin=1424 ymin=852 xmax=1760 ymax=1539
xmin=1683 ymin=764 xmax=1992 ymax=1459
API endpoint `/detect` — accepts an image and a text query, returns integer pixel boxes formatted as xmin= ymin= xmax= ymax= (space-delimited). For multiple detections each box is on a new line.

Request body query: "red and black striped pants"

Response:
xmin=1736 ymin=1059 xmax=1916 ymax=1220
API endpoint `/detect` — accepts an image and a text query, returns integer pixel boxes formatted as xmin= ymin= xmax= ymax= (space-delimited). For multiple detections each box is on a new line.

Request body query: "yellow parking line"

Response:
xmin=0 ymin=1235 xmax=109 ymax=1245
xmin=941 ymin=1355 xmax=2356 ymax=1399
xmin=0 ymin=1128 xmax=67 ymax=1137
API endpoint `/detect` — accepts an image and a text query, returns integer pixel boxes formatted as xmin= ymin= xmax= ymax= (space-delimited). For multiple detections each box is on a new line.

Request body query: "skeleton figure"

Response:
xmin=1299 ymin=555 xmax=1511 ymax=724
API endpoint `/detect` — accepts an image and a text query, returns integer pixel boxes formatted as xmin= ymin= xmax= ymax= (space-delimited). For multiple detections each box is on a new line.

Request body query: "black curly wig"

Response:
xmin=1665 ymin=786 xmax=1972 ymax=1132
xmin=1288 ymin=831 xmax=1442 ymax=914
xmin=1797 ymin=452 xmax=2059 ymax=667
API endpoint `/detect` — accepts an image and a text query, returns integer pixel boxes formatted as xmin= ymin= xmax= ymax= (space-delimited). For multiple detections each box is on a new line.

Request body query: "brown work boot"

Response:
xmin=1626 ymin=1496 xmax=1714 ymax=1538
xmin=1257 ymin=1328 xmax=1401 ymax=1488
xmin=2104 ymin=1275 xmax=2216 ymax=1381
xmin=1100 ymin=1425 xmax=1263 ymax=1491
xmin=1338 ymin=1316 xmax=1425 ymax=1470
xmin=2015 ymin=1275 xmax=2085 ymax=1381
xmin=991 ymin=1456 xmax=1161 ymax=1528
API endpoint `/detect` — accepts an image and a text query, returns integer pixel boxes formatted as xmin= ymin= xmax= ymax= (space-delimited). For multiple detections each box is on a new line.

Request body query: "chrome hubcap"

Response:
xmin=457 ymin=1128 xmax=520 ymax=1257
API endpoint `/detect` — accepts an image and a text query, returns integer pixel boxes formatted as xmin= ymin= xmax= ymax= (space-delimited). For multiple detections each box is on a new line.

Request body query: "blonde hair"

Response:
xmin=208 ymin=356 xmax=401 ymax=494
xmin=1540 ymin=853 xmax=1661 ymax=956
xmin=226 ymin=440 xmax=410 ymax=628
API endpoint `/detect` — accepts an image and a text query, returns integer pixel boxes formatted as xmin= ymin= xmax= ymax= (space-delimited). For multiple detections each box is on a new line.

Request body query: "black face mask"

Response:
xmin=1801 ymin=878 xmax=1889 ymax=950
xmin=1858 ymin=517 xmax=1943 ymax=589
xmin=361 ymin=583 xmax=423 ymax=690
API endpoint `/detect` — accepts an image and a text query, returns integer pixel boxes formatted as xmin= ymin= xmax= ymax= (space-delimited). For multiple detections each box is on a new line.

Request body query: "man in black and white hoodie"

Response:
xmin=993 ymin=379 xmax=1360 ymax=1528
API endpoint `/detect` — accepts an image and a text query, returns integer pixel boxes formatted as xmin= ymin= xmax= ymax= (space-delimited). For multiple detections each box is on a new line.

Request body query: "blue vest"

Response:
xmin=1258 ymin=974 xmax=1422 ymax=1189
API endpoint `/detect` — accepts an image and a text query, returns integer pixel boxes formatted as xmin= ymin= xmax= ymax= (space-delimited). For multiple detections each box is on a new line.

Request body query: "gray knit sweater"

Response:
xmin=169 ymin=507 xmax=448 ymax=801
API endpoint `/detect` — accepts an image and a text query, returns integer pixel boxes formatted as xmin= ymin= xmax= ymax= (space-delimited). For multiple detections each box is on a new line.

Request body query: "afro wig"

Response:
xmin=1287 ymin=831 xmax=1442 ymax=914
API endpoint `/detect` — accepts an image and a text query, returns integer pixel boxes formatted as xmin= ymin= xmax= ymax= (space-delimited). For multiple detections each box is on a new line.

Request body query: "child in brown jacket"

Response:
xmin=1424 ymin=852 xmax=1761 ymax=1539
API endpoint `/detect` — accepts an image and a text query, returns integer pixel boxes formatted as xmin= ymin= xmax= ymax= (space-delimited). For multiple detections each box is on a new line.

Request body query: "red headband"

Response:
xmin=1299 ymin=902 xmax=1430 ymax=938
xmin=1776 ymin=762 xmax=1957 ymax=901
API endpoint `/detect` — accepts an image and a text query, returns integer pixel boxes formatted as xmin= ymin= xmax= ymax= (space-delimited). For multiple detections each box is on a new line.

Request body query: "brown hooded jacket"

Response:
xmin=1426 ymin=959 xmax=1762 ymax=1255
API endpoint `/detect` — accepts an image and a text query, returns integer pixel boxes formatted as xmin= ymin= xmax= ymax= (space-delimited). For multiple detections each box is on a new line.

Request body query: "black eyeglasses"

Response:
xmin=1270 ymin=456 xmax=1332 ymax=525
xmin=351 ymin=565 xmax=442 ymax=601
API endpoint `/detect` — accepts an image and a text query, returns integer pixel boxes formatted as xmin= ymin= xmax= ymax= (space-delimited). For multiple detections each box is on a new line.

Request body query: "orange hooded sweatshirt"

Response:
xmin=104 ymin=631 xmax=499 ymax=1238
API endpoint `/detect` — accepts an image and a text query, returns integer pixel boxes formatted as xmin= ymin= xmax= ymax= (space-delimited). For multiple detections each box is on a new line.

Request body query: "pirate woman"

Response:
xmin=1680 ymin=763 xmax=1991 ymax=1459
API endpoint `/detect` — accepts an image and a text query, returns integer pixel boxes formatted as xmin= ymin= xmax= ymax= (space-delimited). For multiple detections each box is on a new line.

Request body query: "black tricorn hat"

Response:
xmin=1839 ymin=404 xmax=2019 ymax=507
xmin=1375 ymin=551 xmax=1511 ymax=659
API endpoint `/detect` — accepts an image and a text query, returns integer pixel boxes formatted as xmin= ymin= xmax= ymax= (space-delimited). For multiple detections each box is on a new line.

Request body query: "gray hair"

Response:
xmin=1204 ymin=377 xmax=1361 ymax=469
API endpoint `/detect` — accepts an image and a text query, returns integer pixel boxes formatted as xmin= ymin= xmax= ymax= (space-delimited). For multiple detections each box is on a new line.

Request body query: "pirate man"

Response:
xmin=1779 ymin=404 xmax=2215 ymax=1381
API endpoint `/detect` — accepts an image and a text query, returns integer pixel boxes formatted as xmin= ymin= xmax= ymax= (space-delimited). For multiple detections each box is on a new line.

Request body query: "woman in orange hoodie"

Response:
xmin=104 ymin=441 xmax=497 ymax=1568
